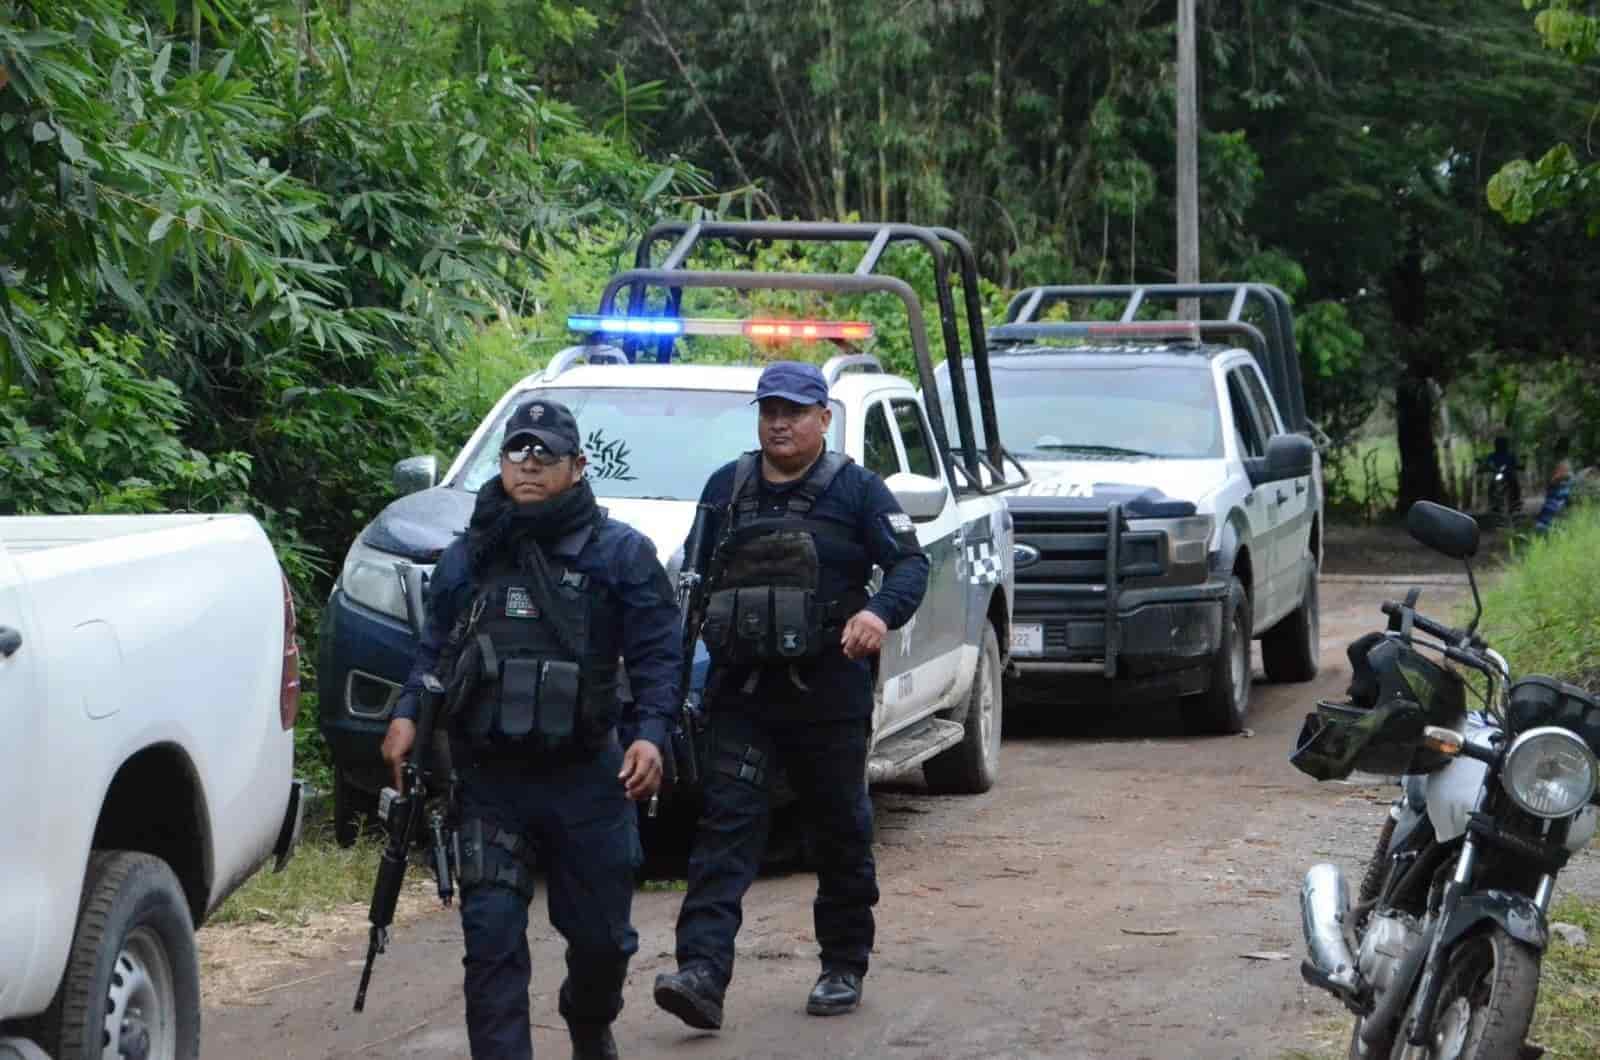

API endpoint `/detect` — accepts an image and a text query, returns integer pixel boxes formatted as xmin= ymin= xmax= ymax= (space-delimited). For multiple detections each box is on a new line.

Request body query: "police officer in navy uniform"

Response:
xmin=383 ymin=398 xmax=680 ymax=1060
xmin=653 ymin=361 xmax=930 ymax=1028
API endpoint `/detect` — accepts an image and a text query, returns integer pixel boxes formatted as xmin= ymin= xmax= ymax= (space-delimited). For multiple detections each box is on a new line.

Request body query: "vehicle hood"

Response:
xmin=1007 ymin=458 xmax=1230 ymax=511
xmin=360 ymin=489 xmax=700 ymax=567
xmin=361 ymin=486 xmax=476 ymax=562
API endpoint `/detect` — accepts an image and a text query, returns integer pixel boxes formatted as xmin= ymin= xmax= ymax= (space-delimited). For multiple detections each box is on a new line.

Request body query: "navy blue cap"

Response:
xmin=752 ymin=361 xmax=829 ymax=407
xmin=503 ymin=397 xmax=581 ymax=456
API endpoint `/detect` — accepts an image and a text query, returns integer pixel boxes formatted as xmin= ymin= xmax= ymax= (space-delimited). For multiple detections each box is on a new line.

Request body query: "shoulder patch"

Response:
xmin=886 ymin=512 xmax=915 ymax=535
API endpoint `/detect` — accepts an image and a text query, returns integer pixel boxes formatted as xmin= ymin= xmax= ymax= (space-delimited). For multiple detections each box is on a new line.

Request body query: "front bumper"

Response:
xmin=1007 ymin=579 xmax=1227 ymax=701
xmin=317 ymin=587 xmax=418 ymax=795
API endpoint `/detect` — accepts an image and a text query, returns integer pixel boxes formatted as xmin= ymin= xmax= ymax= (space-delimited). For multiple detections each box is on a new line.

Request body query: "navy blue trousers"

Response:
xmin=456 ymin=741 xmax=641 ymax=1060
xmin=673 ymin=711 xmax=878 ymax=989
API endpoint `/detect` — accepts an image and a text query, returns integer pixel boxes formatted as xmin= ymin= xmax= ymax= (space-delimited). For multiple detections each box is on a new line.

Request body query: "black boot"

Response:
xmin=805 ymin=970 xmax=862 ymax=1016
xmin=653 ymin=964 xmax=725 ymax=1030
xmin=568 ymin=1022 xmax=618 ymax=1060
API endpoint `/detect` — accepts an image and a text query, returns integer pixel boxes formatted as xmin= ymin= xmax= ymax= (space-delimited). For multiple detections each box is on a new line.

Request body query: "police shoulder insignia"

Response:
xmin=886 ymin=512 xmax=915 ymax=535
xmin=505 ymin=586 xmax=540 ymax=619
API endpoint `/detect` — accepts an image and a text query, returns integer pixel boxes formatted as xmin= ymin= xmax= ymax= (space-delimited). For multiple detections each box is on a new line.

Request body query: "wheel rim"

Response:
xmin=1307 ymin=575 xmax=1320 ymax=660
xmin=1230 ymin=609 xmax=1248 ymax=710
xmin=103 ymin=926 xmax=176 ymax=1060
xmin=978 ymin=640 xmax=999 ymax=770
xmin=1425 ymin=936 xmax=1498 ymax=1060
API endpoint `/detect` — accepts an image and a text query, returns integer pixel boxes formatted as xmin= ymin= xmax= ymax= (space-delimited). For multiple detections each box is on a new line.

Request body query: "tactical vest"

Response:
xmin=443 ymin=531 xmax=621 ymax=760
xmin=699 ymin=451 xmax=868 ymax=669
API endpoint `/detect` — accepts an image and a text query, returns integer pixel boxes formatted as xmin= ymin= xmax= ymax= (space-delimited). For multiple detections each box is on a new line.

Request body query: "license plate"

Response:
xmin=1012 ymin=623 xmax=1043 ymax=657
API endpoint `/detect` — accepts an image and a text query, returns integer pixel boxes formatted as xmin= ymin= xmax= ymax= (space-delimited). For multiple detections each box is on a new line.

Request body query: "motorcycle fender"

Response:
xmin=1425 ymin=755 xmax=1489 ymax=842
xmin=1438 ymin=890 xmax=1549 ymax=954
xmin=1391 ymin=800 xmax=1430 ymax=853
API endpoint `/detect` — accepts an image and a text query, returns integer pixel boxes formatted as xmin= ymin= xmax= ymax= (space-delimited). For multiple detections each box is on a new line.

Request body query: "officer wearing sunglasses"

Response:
xmin=383 ymin=397 xmax=681 ymax=1060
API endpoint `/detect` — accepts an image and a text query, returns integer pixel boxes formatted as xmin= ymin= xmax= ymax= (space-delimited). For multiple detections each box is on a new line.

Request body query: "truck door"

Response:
xmin=861 ymin=398 xmax=958 ymax=730
xmin=1240 ymin=363 xmax=1308 ymax=612
xmin=0 ymin=536 xmax=44 ymax=1010
xmin=1224 ymin=366 xmax=1286 ymax=624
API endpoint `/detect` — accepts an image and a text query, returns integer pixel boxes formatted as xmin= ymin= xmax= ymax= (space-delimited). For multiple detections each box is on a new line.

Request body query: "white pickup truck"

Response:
xmin=0 ymin=514 xmax=306 ymax=1060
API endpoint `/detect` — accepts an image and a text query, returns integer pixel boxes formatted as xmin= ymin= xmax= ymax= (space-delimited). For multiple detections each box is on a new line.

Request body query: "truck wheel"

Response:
xmin=924 ymin=622 xmax=1002 ymax=795
xmin=1180 ymin=575 xmax=1252 ymax=735
xmin=1262 ymin=565 xmax=1320 ymax=683
xmin=333 ymin=765 xmax=376 ymax=849
xmin=32 ymin=851 xmax=200 ymax=1060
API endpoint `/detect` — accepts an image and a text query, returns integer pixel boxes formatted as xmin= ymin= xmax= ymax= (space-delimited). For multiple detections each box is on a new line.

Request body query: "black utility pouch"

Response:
xmin=498 ymin=657 xmax=541 ymax=739
xmin=701 ymin=589 xmax=737 ymax=657
xmin=771 ymin=587 xmax=814 ymax=658
xmin=536 ymin=659 xmax=581 ymax=743
xmin=734 ymin=587 xmax=773 ymax=660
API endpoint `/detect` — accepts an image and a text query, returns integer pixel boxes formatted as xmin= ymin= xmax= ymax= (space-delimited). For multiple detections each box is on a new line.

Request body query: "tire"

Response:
xmin=1357 ymin=816 xmax=1396 ymax=907
xmin=333 ymin=765 xmax=376 ymax=848
xmin=30 ymin=851 xmax=200 ymax=1060
xmin=1180 ymin=575 xmax=1252 ymax=735
xmin=1263 ymin=564 xmax=1320 ymax=683
xmin=923 ymin=622 xmax=1002 ymax=795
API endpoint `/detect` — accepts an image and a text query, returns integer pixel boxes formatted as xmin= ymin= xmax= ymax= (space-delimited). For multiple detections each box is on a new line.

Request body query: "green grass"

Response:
xmin=1533 ymin=897 xmax=1600 ymax=1058
xmin=209 ymin=817 xmax=388 ymax=927
xmin=1470 ymin=503 xmax=1600 ymax=686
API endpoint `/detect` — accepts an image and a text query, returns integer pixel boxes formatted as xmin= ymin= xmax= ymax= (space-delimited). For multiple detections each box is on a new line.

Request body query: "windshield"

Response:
xmin=937 ymin=361 xmax=1222 ymax=460
xmin=452 ymin=387 xmax=846 ymax=500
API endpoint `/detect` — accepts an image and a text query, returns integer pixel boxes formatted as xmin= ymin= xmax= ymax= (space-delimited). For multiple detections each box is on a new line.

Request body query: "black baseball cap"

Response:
xmin=503 ymin=398 xmax=581 ymax=456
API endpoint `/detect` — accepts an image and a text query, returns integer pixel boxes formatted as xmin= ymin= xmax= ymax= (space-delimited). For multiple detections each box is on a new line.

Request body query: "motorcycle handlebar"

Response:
xmin=1381 ymin=601 xmax=1486 ymax=651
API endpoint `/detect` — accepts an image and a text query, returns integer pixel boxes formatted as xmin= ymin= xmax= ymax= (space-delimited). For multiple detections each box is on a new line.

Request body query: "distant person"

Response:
xmin=1481 ymin=435 xmax=1522 ymax=515
xmin=1535 ymin=436 xmax=1576 ymax=533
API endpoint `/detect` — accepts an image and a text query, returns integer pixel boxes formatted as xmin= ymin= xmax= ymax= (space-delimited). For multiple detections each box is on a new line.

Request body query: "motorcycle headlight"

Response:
xmin=1128 ymin=514 xmax=1215 ymax=568
xmin=339 ymin=538 xmax=412 ymax=622
xmin=1502 ymin=726 xmax=1599 ymax=819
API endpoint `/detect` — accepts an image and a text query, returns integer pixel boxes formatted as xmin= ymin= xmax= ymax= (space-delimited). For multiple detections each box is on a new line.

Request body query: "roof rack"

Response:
xmin=822 ymin=353 xmax=884 ymax=385
xmin=1001 ymin=283 xmax=1307 ymax=434
xmin=624 ymin=221 xmax=1006 ymax=487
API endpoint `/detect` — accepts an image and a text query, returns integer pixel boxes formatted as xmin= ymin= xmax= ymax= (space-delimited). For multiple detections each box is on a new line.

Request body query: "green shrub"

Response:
xmin=1472 ymin=504 xmax=1600 ymax=688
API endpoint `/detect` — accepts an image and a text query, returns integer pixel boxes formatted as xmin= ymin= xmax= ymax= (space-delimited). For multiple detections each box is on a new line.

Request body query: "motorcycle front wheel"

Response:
xmin=1350 ymin=926 xmax=1541 ymax=1060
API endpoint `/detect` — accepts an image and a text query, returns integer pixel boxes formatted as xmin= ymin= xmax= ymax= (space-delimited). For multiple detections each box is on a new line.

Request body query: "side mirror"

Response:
xmin=393 ymin=455 xmax=438 ymax=496
xmin=1247 ymin=433 xmax=1315 ymax=487
xmin=1407 ymin=501 xmax=1479 ymax=560
xmin=885 ymin=471 xmax=949 ymax=522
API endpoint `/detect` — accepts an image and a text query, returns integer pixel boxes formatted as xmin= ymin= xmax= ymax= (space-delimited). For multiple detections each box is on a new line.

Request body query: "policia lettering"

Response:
xmin=443 ymin=533 xmax=620 ymax=758
xmin=698 ymin=451 xmax=868 ymax=683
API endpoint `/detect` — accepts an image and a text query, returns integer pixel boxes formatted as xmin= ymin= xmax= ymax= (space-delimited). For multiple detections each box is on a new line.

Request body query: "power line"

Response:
xmin=1301 ymin=0 xmax=1592 ymax=74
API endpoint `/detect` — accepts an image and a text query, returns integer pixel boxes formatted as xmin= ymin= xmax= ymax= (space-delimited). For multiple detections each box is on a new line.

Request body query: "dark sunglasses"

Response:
xmin=502 ymin=442 xmax=566 ymax=467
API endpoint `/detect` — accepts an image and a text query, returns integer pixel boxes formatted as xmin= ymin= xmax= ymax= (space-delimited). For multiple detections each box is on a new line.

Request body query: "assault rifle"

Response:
xmin=665 ymin=502 xmax=717 ymax=798
xmin=353 ymin=564 xmax=460 ymax=1013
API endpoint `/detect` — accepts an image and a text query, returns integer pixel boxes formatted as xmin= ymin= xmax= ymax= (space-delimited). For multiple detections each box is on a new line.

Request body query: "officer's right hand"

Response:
xmin=381 ymin=718 xmax=416 ymax=791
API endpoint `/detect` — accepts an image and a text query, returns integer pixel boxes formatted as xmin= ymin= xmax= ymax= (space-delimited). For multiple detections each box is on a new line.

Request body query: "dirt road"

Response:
xmin=201 ymin=573 xmax=1598 ymax=1059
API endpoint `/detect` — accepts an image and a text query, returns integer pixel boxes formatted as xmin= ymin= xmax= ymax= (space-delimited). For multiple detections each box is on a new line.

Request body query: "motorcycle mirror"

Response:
xmin=1406 ymin=501 xmax=1479 ymax=560
xmin=1421 ymin=726 xmax=1464 ymax=757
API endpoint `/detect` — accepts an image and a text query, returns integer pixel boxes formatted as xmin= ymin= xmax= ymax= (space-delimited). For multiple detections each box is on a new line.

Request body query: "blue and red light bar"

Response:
xmin=567 ymin=315 xmax=874 ymax=342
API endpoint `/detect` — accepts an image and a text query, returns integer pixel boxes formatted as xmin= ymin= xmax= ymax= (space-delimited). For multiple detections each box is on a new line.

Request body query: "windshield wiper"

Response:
xmin=1032 ymin=443 xmax=1159 ymax=457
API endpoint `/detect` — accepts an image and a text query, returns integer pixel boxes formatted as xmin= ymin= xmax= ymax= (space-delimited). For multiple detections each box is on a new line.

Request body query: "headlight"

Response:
xmin=1129 ymin=514 xmax=1215 ymax=567
xmin=1502 ymin=726 xmax=1599 ymax=819
xmin=339 ymin=539 xmax=412 ymax=622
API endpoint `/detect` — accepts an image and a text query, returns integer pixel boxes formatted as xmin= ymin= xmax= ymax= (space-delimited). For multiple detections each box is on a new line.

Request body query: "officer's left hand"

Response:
xmin=619 ymin=739 xmax=664 ymax=801
xmin=841 ymin=609 xmax=889 ymax=659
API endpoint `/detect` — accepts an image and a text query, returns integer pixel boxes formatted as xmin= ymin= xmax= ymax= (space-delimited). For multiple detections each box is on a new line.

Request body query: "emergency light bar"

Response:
xmin=1084 ymin=322 xmax=1202 ymax=342
xmin=567 ymin=314 xmax=874 ymax=342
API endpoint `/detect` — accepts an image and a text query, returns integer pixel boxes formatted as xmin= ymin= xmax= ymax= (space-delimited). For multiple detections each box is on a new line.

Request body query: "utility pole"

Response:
xmin=1176 ymin=0 xmax=1199 ymax=320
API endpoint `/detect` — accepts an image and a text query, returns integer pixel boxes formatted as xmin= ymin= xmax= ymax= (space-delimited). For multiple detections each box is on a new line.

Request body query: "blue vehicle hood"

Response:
xmin=361 ymin=486 xmax=476 ymax=563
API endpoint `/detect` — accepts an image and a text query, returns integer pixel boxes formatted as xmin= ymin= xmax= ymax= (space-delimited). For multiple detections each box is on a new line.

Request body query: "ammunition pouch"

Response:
xmin=458 ymin=647 xmax=585 ymax=756
xmin=458 ymin=818 xmax=539 ymax=902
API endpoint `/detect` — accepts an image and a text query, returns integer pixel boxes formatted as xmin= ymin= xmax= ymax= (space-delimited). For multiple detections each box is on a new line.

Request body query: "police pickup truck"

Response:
xmin=319 ymin=224 xmax=1023 ymax=844
xmin=933 ymin=283 xmax=1322 ymax=734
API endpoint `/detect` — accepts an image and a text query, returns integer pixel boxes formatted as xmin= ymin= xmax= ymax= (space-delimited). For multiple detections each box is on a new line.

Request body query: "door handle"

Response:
xmin=1275 ymin=489 xmax=1289 ymax=505
xmin=0 ymin=626 xmax=21 ymax=659
xmin=1295 ymin=480 xmax=1307 ymax=496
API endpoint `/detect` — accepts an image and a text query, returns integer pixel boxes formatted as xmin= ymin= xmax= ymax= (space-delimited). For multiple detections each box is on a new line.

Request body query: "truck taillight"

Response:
xmin=281 ymin=572 xmax=301 ymax=731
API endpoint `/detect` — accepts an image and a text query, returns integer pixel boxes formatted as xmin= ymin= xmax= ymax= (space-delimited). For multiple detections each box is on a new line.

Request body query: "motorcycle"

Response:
xmin=1291 ymin=500 xmax=1600 ymax=1059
